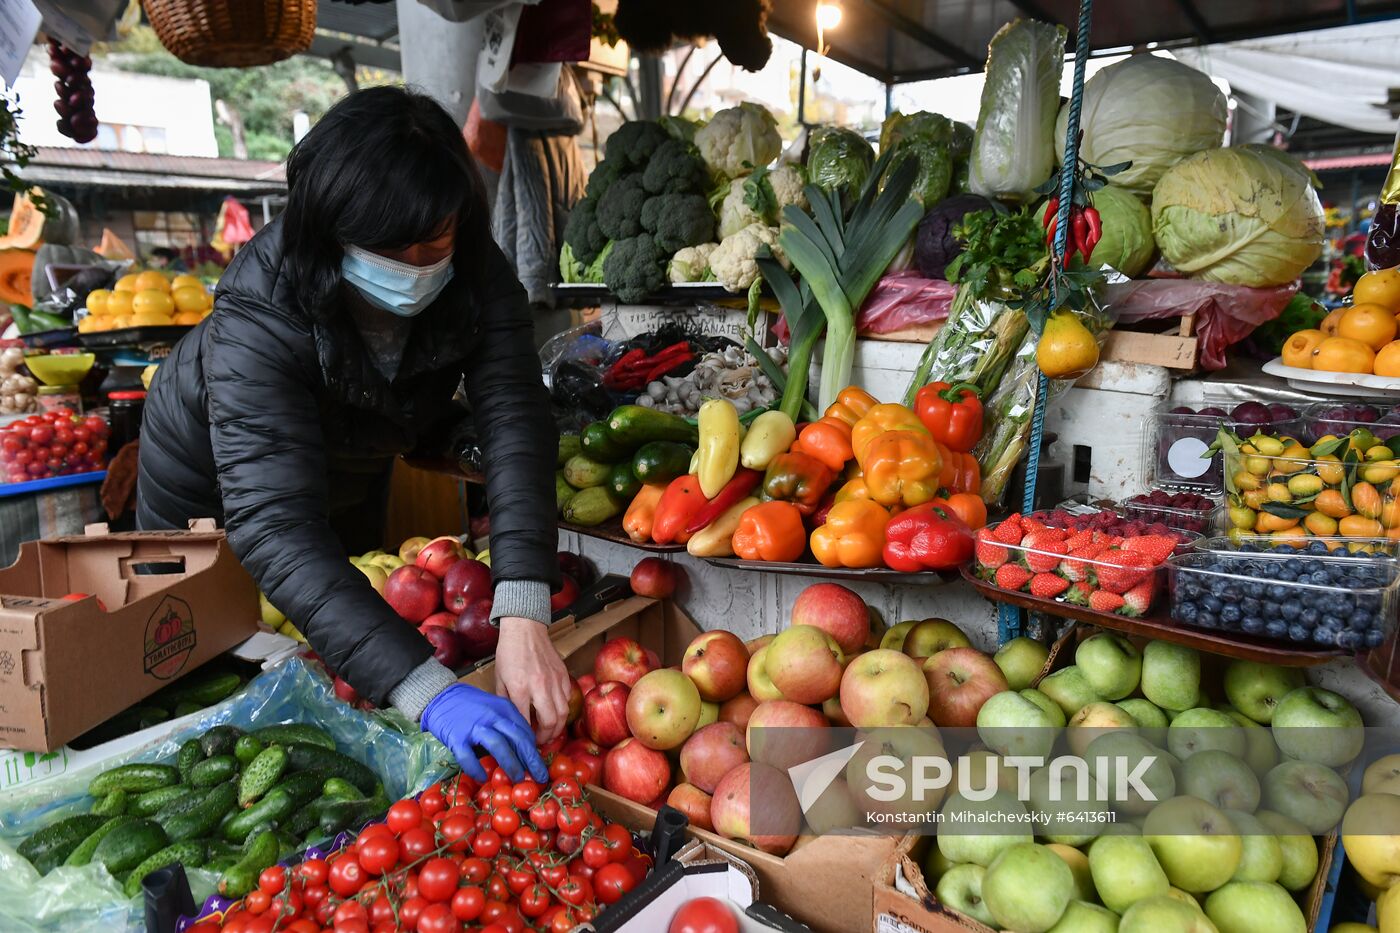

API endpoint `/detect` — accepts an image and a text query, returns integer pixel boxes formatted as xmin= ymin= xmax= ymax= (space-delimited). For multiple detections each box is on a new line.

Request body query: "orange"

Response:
xmin=1340 ymin=515 xmax=1384 ymax=537
xmin=1271 ymin=526 xmax=1308 ymax=544
xmin=106 ymin=290 xmax=134 ymax=316
xmin=113 ymin=273 xmax=140 ymax=293
xmin=1382 ymin=499 xmax=1400 ymax=529
xmin=132 ymin=289 xmax=175 ymax=317
xmin=170 ymin=274 xmax=202 ymax=292
xmin=1321 ymin=307 xmax=1346 ymax=336
xmin=1312 ymin=336 xmax=1376 ymax=374
xmin=1376 ymin=341 xmax=1400 ymax=378
xmin=85 ymin=288 xmax=110 ymax=315
xmin=1353 ymin=267 xmax=1400 ymax=310
xmin=1282 ymin=329 xmax=1324 ymax=367
xmin=172 ymin=286 xmax=207 ymax=314
xmin=1338 ymin=303 xmax=1398 ymax=350
xmin=133 ymin=270 xmax=170 ymax=293
xmin=1315 ymin=488 xmax=1351 ymax=519
xmin=173 ymin=310 xmax=202 ymax=325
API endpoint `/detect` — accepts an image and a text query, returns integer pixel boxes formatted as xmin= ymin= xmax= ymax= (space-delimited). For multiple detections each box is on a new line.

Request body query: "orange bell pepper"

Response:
xmin=936 ymin=492 xmax=988 ymax=530
xmin=862 ymin=430 xmax=942 ymax=508
xmin=622 ymin=483 xmax=667 ymax=543
xmin=852 ymin=404 xmax=929 ymax=468
xmin=791 ymin=417 xmax=854 ymax=473
xmin=651 ymin=475 xmax=706 ymax=544
xmin=810 ymin=499 xmax=889 ymax=568
xmin=731 ymin=501 xmax=807 ymax=563
xmin=834 ymin=477 xmax=874 ymax=503
xmin=824 ymin=386 xmax=879 ymax=427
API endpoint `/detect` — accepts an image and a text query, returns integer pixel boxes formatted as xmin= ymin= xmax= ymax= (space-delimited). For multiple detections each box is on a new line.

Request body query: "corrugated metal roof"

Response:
xmin=23 ymin=147 xmax=286 ymax=184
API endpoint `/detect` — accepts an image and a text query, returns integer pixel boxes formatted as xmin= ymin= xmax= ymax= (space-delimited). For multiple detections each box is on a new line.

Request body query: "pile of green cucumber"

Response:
xmin=73 ymin=664 xmax=250 ymax=748
xmin=16 ymin=722 xmax=389 ymax=899
xmin=557 ymin=405 xmax=698 ymax=526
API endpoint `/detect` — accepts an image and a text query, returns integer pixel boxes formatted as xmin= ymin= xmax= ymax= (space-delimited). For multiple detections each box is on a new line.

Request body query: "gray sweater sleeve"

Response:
xmin=388 ymin=657 xmax=461 ymax=723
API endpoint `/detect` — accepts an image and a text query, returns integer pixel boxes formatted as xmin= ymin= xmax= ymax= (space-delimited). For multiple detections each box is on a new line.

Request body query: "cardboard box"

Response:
xmin=465 ymin=596 xmax=913 ymax=933
xmin=0 ymin=521 xmax=259 ymax=752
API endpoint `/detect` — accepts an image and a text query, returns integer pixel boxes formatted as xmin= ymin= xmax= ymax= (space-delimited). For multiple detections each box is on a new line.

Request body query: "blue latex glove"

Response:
xmin=421 ymin=683 xmax=548 ymax=784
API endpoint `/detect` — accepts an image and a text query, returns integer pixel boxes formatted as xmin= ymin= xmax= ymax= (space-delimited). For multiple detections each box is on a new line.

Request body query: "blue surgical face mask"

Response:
xmin=341 ymin=245 xmax=454 ymax=317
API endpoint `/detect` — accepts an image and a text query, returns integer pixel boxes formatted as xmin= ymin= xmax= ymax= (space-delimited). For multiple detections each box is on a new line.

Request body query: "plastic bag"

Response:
xmin=1105 ymin=278 xmax=1295 ymax=370
xmin=856 ymin=272 xmax=956 ymax=335
xmin=0 ymin=658 xmax=453 ymax=933
xmin=969 ymin=19 xmax=1066 ymax=203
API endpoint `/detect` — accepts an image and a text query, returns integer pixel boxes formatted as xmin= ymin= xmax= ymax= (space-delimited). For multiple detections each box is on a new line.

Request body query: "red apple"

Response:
xmin=562 ymin=738 xmax=604 ymax=782
xmin=666 ymin=783 xmax=715 ymax=831
xmin=790 ymin=582 xmax=869 ymax=655
xmin=603 ymin=738 xmax=671 ymax=804
xmin=630 ymin=557 xmax=680 ymax=599
xmin=577 ymin=673 xmax=598 ymax=696
xmin=710 ymin=763 xmax=801 ymax=855
xmin=593 ymin=637 xmax=655 ymax=688
xmin=644 ymin=647 xmax=662 ymax=670
xmin=384 ymin=565 xmax=441 ymax=623
xmin=626 ymin=669 xmax=702 ymax=750
xmin=558 ymin=552 xmax=594 ymax=586
xmin=421 ymin=624 xmax=463 ymax=670
xmin=745 ymin=635 xmax=774 ymax=656
xmin=746 ymin=647 xmax=784 ymax=702
xmin=901 ymin=618 xmax=971 ymax=662
xmin=415 ymin=536 xmax=467 ymax=578
xmin=567 ymin=679 xmax=585 ymax=724
xmin=681 ymin=630 xmax=749 ymax=703
xmin=454 ymin=598 xmax=498 ymax=660
xmin=719 ymin=693 xmax=760 ymax=731
xmin=583 ymin=681 xmax=632 ymax=747
xmin=398 ymin=535 xmax=431 ymax=564
xmin=745 ymin=699 xmax=830 ymax=771
xmin=442 ymin=558 xmax=493 ymax=613
xmin=921 ymin=647 xmax=1009 ymax=728
xmin=551 ymin=574 xmax=580 ymax=613
xmin=679 ymin=721 xmax=749 ymax=794
xmin=763 ymin=625 xmax=845 ymax=705
xmin=420 ymin=611 xmax=457 ymax=631
xmin=822 ymin=695 xmax=852 ymax=727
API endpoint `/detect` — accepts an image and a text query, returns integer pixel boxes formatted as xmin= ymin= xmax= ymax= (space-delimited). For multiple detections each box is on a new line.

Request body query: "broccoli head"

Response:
xmin=563 ymin=196 xmax=609 ymax=264
xmin=603 ymin=121 xmax=670 ymax=170
xmin=596 ymin=173 xmax=648 ymax=242
xmin=641 ymin=193 xmax=715 ymax=255
xmin=602 ymin=234 xmax=667 ymax=304
xmin=641 ymin=139 xmax=709 ymax=195
xmin=585 ymin=158 xmax=625 ymax=200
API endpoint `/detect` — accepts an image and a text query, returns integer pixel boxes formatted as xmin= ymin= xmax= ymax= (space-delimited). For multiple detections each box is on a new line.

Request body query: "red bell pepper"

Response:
xmin=684 ymin=468 xmax=763 ymax=534
xmin=651 ymin=475 xmax=706 ymax=544
xmin=760 ymin=451 xmax=836 ymax=516
xmin=882 ymin=502 xmax=974 ymax=572
xmin=913 ymin=382 xmax=983 ymax=453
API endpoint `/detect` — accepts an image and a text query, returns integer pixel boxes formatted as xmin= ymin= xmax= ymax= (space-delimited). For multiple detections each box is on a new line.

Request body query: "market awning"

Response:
xmin=15 ymin=148 xmax=287 ymax=195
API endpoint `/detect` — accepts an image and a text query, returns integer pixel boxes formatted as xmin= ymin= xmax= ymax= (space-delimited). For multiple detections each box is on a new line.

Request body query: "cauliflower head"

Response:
xmin=718 ymin=178 xmax=763 ymax=239
xmin=709 ymin=223 xmax=784 ymax=293
xmin=763 ymin=164 xmax=808 ymax=216
xmin=668 ymin=243 xmax=718 ymax=284
xmin=694 ymin=102 xmax=782 ymax=180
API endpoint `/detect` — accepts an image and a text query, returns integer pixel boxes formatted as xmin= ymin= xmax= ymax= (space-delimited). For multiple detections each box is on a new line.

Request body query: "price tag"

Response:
xmin=0 ymin=0 xmax=39 ymax=87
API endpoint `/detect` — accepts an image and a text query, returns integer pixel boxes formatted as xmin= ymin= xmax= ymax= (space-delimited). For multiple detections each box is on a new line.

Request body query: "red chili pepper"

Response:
xmin=1043 ymin=196 xmax=1059 ymax=229
xmin=1071 ymin=210 xmax=1089 ymax=262
xmin=685 ymin=468 xmax=763 ymax=534
xmin=1083 ymin=207 xmax=1102 ymax=260
xmin=643 ymin=351 xmax=692 ymax=384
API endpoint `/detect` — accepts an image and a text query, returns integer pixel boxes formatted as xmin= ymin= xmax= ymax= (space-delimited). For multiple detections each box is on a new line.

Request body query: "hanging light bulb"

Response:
xmin=815 ymin=0 xmax=842 ymax=55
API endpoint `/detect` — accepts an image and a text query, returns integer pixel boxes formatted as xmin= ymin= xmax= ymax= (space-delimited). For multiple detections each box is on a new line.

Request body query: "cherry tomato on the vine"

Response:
xmin=417 ymin=856 xmax=461 ymax=903
xmin=357 ymin=836 xmax=399 ymax=876
xmin=386 ymin=798 xmax=423 ymax=834
xmin=594 ymin=862 xmax=636 ymax=904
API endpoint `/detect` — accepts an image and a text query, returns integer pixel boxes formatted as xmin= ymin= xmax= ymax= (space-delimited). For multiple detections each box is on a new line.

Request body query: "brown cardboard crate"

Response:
xmin=465 ymin=596 xmax=913 ymax=933
xmin=0 ymin=520 xmax=259 ymax=751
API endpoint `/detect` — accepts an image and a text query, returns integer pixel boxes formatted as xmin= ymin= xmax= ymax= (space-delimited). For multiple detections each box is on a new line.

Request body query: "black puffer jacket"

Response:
xmin=137 ymin=217 xmax=558 ymax=705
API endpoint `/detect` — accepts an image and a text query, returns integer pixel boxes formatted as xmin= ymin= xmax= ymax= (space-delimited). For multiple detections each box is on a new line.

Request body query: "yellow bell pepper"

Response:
xmin=852 ymin=403 xmax=929 ymax=468
xmin=862 ymin=430 xmax=943 ymax=508
xmin=740 ymin=410 xmax=797 ymax=471
xmin=810 ymin=499 xmax=889 ymax=568
xmin=825 ymin=386 xmax=879 ymax=427
xmin=834 ymin=477 xmax=875 ymax=503
xmin=696 ymin=398 xmax=741 ymax=498
xmin=686 ymin=496 xmax=759 ymax=558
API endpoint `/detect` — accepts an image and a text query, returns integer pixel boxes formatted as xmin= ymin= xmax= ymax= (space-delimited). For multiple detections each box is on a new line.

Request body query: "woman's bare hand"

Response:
xmin=494 ymin=616 xmax=571 ymax=743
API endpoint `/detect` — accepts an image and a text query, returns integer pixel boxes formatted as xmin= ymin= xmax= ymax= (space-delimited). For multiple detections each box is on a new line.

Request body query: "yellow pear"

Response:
xmin=1036 ymin=311 xmax=1100 ymax=380
xmin=258 ymin=591 xmax=285 ymax=627
xmin=1381 ymin=884 xmax=1400 ymax=933
xmin=356 ymin=562 xmax=389 ymax=595
xmin=1366 ymin=755 xmax=1400 ymax=797
xmin=1343 ymin=794 xmax=1400 ymax=890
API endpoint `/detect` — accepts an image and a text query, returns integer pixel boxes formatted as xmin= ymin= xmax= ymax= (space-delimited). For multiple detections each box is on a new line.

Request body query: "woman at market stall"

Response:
xmin=135 ymin=86 xmax=568 ymax=783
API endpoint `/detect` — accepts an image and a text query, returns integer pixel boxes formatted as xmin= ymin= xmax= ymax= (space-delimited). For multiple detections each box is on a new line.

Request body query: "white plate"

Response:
xmin=1261 ymin=357 xmax=1400 ymax=399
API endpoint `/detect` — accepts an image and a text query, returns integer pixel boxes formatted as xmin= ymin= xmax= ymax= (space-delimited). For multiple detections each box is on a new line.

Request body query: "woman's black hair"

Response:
xmin=281 ymin=86 xmax=487 ymax=318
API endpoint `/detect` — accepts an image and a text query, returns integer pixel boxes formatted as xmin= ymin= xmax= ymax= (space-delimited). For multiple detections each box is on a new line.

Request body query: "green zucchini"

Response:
xmin=632 ymin=440 xmax=694 ymax=484
xmin=123 ymin=841 xmax=206 ymax=898
xmin=563 ymin=454 xmax=612 ymax=489
xmin=162 ymin=782 xmax=237 ymax=843
xmin=605 ymin=405 xmax=699 ymax=447
xmin=557 ymin=434 xmax=583 ymax=466
xmin=249 ymin=724 xmax=335 ymax=750
xmin=89 ymin=764 xmax=179 ymax=798
xmin=607 ymin=461 xmax=642 ymax=501
xmin=581 ymin=421 xmax=628 ymax=462
xmin=562 ymin=486 xmax=622 ymax=527
xmin=18 ymin=814 xmax=110 ymax=874
xmin=63 ymin=816 xmax=135 ymax=868
xmin=217 ymin=830 xmax=279 ymax=898
xmin=189 ymin=755 xmax=238 ymax=788
xmin=92 ymin=818 xmax=168 ymax=875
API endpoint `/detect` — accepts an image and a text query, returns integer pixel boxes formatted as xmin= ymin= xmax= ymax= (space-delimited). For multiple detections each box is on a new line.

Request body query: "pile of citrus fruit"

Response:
xmin=1281 ymin=267 xmax=1400 ymax=378
xmin=78 ymin=269 xmax=212 ymax=333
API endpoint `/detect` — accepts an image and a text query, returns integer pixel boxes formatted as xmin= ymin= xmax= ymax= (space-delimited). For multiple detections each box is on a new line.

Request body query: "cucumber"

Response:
xmin=581 ymin=421 xmax=628 ymax=462
xmin=632 ymin=441 xmax=694 ymax=484
xmin=153 ymin=788 xmax=208 ymax=826
xmin=607 ymin=461 xmax=642 ymax=501
xmin=63 ymin=816 xmax=135 ymax=868
xmin=233 ymin=735 xmax=265 ymax=766
xmin=555 ymin=471 xmax=576 ymax=513
xmin=277 ymin=769 xmax=330 ymax=807
xmin=19 ymin=814 xmax=110 ymax=874
xmin=130 ymin=786 xmax=189 ymax=817
xmin=89 ymin=764 xmax=180 ymax=797
xmin=199 ymin=726 xmax=244 ymax=759
xmin=156 ymin=671 xmax=243 ymax=710
xmin=562 ymin=486 xmax=622 ymax=527
xmin=206 ymin=839 xmax=242 ymax=860
xmin=163 ymin=782 xmax=237 ymax=843
xmin=606 ymin=405 xmax=699 ymax=447
xmin=238 ymin=746 xmax=288 ymax=807
xmin=322 ymin=777 xmax=361 ymax=801
xmin=92 ymin=818 xmax=168 ymax=875
xmin=123 ymin=841 xmax=206 ymax=898
xmin=317 ymin=797 xmax=387 ymax=838
xmin=217 ymin=830 xmax=279 ymax=898
xmin=563 ymin=454 xmax=612 ymax=489
xmin=284 ymin=743 xmax=378 ymax=794
xmin=205 ymin=856 xmax=238 ymax=875
xmin=223 ymin=787 xmax=297 ymax=843
xmin=558 ymin=434 xmax=583 ymax=466
xmin=175 ymin=740 xmax=203 ymax=784
xmin=93 ymin=790 xmax=128 ymax=817
xmin=249 ymin=724 xmax=335 ymax=750
xmin=173 ymin=702 xmax=202 ymax=718
xmin=189 ymin=755 xmax=238 ymax=788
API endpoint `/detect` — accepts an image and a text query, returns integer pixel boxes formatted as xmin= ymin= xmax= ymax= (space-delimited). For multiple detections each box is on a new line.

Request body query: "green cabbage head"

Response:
xmin=1151 ymin=145 xmax=1325 ymax=287
xmin=807 ymin=126 xmax=875 ymax=195
xmin=1037 ymin=184 xmax=1154 ymax=277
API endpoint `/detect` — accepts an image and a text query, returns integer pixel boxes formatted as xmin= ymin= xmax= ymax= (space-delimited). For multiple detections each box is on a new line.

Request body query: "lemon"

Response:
xmin=113 ymin=273 xmax=140 ymax=293
xmin=130 ymin=311 xmax=174 ymax=327
xmin=132 ymin=290 xmax=175 ymax=317
xmin=134 ymin=270 xmax=170 ymax=292
xmin=107 ymin=290 xmax=134 ymax=316
xmin=85 ymin=288 xmax=111 ymax=315
xmin=171 ymin=274 xmax=203 ymax=291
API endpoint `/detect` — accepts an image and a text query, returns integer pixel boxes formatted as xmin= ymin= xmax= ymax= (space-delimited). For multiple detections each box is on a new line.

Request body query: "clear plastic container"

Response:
xmin=1028 ymin=504 xmax=1202 ymax=552
xmin=1145 ymin=404 xmax=1226 ymax=492
xmin=1121 ymin=489 xmax=1220 ymax=535
xmin=1301 ymin=400 xmax=1400 ymax=445
xmin=1193 ymin=534 xmax=1400 ymax=558
xmin=1168 ymin=549 xmax=1399 ymax=650
xmin=1221 ymin=443 xmax=1400 ymax=540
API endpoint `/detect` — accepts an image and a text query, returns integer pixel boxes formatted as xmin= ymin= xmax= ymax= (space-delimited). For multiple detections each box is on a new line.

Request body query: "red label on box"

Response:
xmin=144 ymin=595 xmax=196 ymax=679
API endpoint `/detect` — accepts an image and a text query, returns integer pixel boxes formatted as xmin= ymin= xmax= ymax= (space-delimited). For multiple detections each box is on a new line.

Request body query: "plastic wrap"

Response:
xmin=1105 ymin=278 xmax=1295 ymax=370
xmin=0 ymin=658 xmax=453 ymax=933
xmin=969 ymin=19 xmax=1066 ymax=203
xmin=856 ymin=272 xmax=956 ymax=335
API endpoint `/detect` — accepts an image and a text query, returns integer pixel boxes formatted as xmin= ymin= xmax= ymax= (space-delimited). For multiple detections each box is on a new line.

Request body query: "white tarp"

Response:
xmin=1176 ymin=22 xmax=1400 ymax=135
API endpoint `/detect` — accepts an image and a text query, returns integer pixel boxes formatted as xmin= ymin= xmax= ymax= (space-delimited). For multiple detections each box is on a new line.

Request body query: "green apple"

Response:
xmin=1117 ymin=697 xmax=1169 ymax=743
xmin=1253 ymin=810 xmax=1319 ymax=891
xmin=1089 ymin=834 xmax=1170 ymax=914
xmin=935 ymin=863 xmax=996 ymax=927
xmin=901 ymin=618 xmax=971 ymax=659
xmin=1076 ymin=632 xmax=1143 ymax=700
xmin=983 ymin=843 xmax=1074 ymax=932
xmin=1067 ymin=701 xmax=1138 ymax=758
xmin=1023 ymin=688 xmax=1068 ymax=727
xmin=1144 ymin=796 xmax=1242 ymax=893
xmin=1178 ymin=750 xmax=1260 ymax=813
xmin=1225 ymin=711 xmax=1279 ymax=775
xmin=1046 ymin=843 xmax=1096 ymax=902
xmin=1088 ymin=732 xmax=1175 ymax=816
xmin=356 ymin=561 xmax=389 ymax=595
xmin=258 ymin=591 xmax=286 ymax=627
xmin=1363 ymin=753 xmax=1400 ymax=796
xmin=995 ymin=636 xmax=1051 ymax=690
xmin=1048 ymin=900 xmax=1119 ymax=933
xmin=1261 ymin=759 xmax=1348 ymax=834
xmin=1271 ymin=686 xmax=1364 ymax=768
xmin=938 ymin=789 xmax=1033 ymax=867
xmin=1029 ymin=766 xmax=1113 ymax=846
xmin=923 ymin=842 xmax=955 ymax=886
xmin=1342 ymin=793 xmax=1400 ymax=890
xmin=1222 ymin=660 xmax=1305 ymax=725
xmin=1141 ymin=642 xmax=1201 ymax=712
xmin=1167 ymin=708 xmax=1245 ymax=760
xmin=1204 ymin=881 xmax=1305 ymax=933
xmin=977 ymin=690 xmax=1061 ymax=759
xmin=369 ymin=553 xmax=405 ymax=572
xmin=879 ymin=620 xmax=918 ymax=653
xmin=1221 ymin=809 xmax=1282 ymax=883
xmin=1039 ymin=666 xmax=1102 ymax=718
xmin=1120 ymin=895 xmax=1217 ymax=933
xmin=1165 ymin=887 xmax=1201 ymax=910
xmin=952 ymin=748 xmax=1022 ymax=798
xmin=696 ymin=701 xmax=719 ymax=728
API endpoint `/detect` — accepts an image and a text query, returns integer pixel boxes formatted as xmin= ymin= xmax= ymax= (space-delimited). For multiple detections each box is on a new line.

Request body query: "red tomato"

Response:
xmin=356 ymin=823 xmax=395 ymax=843
xmin=300 ymin=883 xmax=327 ymax=909
xmin=416 ymin=903 xmax=461 ymax=933
xmin=511 ymin=826 xmax=541 ymax=852
xmin=505 ymin=866 xmax=535 ymax=896
xmin=419 ymin=786 xmax=447 ymax=817
xmin=594 ymin=863 xmax=635 ymax=904
xmin=357 ymin=836 xmax=398 ymax=876
xmin=490 ymin=807 xmax=521 ymax=836
xmin=554 ymin=832 xmax=582 ymax=856
xmin=244 ymin=890 xmax=272 ymax=914
xmin=557 ymin=803 xmax=590 ymax=835
xmin=555 ymin=877 xmax=589 ymax=906
xmin=386 ymin=798 xmax=423 ymax=834
xmin=581 ymin=837 xmax=610 ymax=869
xmin=461 ymin=856 xmax=491 ymax=884
xmin=481 ymin=901 xmax=524 ymax=931
xmin=510 ymin=780 xmax=541 ymax=809
xmin=269 ymin=889 xmax=303 ymax=921
xmin=548 ymin=758 xmax=577 ymax=783
xmin=623 ymin=853 xmax=650 ymax=886
xmin=397 ymin=826 xmax=435 ymax=863
xmin=295 ymin=859 xmax=329 ymax=886
xmin=518 ymin=883 xmax=552 ymax=919
xmin=471 ymin=829 xmax=502 ymax=859
xmin=439 ymin=814 xmax=475 ymax=852
xmin=332 ymin=900 xmax=367 ymax=927
xmin=28 ymin=425 xmax=52 ymax=445
xmin=539 ymin=862 xmax=568 ymax=887
xmin=549 ymin=911 xmax=580 ymax=933
xmin=451 ymin=885 xmax=485 ymax=922
xmin=490 ymin=767 xmax=512 ymax=786
xmin=368 ymin=895 xmax=395 ymax=926
xmin=327 ymin=857 xmax=366 ymax=897
xmin=668 ymin=896 xmax=740 ymax=933
xmin=484 ymin=873 xmax=510 ymax=903
xmin=603 ymin=823 xmax=633 ymax=862
xmin=398 ymin=897 xmax=428 ymax=929
xmin=257 ymin=865 xmax=287 ymax=894
xmin=282 ymin=921 xmax=319 ymax=933
xmin=417 ymin=857 xmax=461 ymax=903
xmin=528 ymin=799 xmax=559 ymax=831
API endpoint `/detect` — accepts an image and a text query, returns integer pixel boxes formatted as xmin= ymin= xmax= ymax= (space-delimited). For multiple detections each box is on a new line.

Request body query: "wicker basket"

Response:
xmin=143 ymin=0 xmax=317 ymax=67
